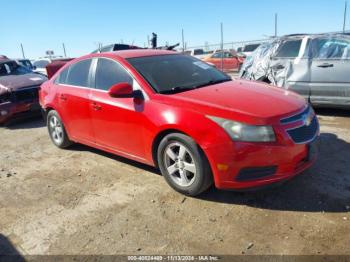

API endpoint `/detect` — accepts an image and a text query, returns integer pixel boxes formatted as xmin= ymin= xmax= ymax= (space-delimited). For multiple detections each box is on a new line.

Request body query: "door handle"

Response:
xmin=59 ymin=94 xmax=67 ymax=101
xmin=317 ymin=63 xmax=334 ymax=68
xmin=91 ymin=102 xmax=102 ymax=111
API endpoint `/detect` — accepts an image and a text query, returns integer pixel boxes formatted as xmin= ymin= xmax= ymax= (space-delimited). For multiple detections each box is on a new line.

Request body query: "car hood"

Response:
xmin=0 ymin=73 xmax=47 ymax=95
xmin=159 ymin=80 xmax=306 ymax=125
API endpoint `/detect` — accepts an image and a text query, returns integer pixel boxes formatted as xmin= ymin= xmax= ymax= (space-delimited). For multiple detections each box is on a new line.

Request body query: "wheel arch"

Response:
xmin=151 ymin=128 xmax=187 ymax=168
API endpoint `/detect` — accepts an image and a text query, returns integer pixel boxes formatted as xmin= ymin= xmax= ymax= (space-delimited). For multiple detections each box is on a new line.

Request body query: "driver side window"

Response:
xmin=95 ymin=58 xmax=133 ymax=91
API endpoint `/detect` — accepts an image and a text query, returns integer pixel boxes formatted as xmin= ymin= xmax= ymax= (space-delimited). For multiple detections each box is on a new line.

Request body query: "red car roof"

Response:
xmin=109 ymin=49 xmax=178 ymax=59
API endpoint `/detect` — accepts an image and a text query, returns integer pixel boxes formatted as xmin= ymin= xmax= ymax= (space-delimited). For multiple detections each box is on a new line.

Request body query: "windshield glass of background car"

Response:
xmin=127 ymin=55 xmax=230 ymax=94
xmin=312 ymin=37 xmax=350 ymax=59
xmin=275 ymin=39 xmax=302 ymax=58
xmin=0 ymin=61 xmax=32 ymax=77
xmin=33 ymin=60 xmax=49 ymax=68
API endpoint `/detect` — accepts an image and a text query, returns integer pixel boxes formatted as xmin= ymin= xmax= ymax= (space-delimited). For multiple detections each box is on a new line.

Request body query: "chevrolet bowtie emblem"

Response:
xmin=302 ymin=112 xmax=313 ymax=126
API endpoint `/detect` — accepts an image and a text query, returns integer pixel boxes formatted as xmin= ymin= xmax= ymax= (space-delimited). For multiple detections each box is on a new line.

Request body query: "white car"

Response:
xmin=32 ymin=57 xmax=64 ymax=76
xmin=184 ymin=49 xmax=209 ymax=59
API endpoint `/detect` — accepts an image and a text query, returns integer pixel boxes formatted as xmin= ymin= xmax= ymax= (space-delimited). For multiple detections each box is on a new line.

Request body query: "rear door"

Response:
xmin=309 ymin=36 xmax=350 ymax=106
xmin=55 ymin=59 xmax=94 ymax=143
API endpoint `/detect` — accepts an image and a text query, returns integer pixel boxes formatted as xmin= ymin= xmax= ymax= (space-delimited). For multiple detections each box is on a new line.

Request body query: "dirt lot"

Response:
xmin=0 ymin=108 xmax=350 ymax=256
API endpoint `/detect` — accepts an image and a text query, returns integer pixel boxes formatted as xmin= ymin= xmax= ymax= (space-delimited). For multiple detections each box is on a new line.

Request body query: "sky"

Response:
xmin=1 ymin=0 xmax=348 ymax=59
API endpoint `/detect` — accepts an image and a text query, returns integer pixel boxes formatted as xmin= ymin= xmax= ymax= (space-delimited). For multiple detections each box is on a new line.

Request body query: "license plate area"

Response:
xmin=307 ymin=138 xmax=319 ymax=161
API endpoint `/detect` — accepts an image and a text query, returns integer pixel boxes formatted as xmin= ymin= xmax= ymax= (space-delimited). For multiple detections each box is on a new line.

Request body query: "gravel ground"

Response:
xmin=0 ymin=108 xmax=349 ymax=256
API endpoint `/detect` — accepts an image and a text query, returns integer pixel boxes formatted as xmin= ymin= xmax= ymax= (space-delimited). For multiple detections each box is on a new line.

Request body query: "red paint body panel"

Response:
xmin=202 ymin=56 xmax=241 ymax=71
xmin=39 ymin=50 xmax=319 ymax=190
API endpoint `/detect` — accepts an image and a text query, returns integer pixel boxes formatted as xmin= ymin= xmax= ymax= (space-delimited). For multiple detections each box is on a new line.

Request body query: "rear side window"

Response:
xmin=55 ymin=67 xmax=69 ymax=84
xmin=66 ymin=59 xmax=92 ymax=87
xmin=275 ymin=39 xmax=302 ymax=58
xmin=95 ymin=58 xmax=133 ymax=91
xmin=312 ymin=37 xmax=350 ymax=59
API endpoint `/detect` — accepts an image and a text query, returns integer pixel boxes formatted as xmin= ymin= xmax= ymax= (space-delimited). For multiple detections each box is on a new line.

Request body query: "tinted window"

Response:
xmin=33 ymin=60 xmax=49 ymax=68
xmin=212 ymin=52 xmax=223 ymax=58
xmin=127 ymin=54 xmax=231 ymax=94
xmin=0 ymin=61 xmax=32 ymax=77
xmin=193 ymin=49 xmax=204 ymax=55
xmin=275 ymin=39 xmax=302 ymax=58
xmin=243 ymin=44 xmax=260 ymax=52
xmin=313 ymin=37 xmax=350 ymax=59
xmin=55 ymin=67 xmax=69 ymax=84
xmin=66 ymin=59 xmax=92 ymax=87
xmin=95 ymin=58 xmax=133 ymax=91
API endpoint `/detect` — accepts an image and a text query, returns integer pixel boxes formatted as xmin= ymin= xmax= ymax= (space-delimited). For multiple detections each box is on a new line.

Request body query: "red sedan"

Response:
xmin=39 ymin=50 xmax=319 ymax=196
xmin=202 ymin=50 xmax=244 ymax=71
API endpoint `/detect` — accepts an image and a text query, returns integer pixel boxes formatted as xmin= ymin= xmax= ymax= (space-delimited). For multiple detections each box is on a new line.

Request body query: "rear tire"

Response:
xmin=157 ymin=133 xmax=213 ymax=196
xmin=47 ymin=110 xmax=72 ymax=148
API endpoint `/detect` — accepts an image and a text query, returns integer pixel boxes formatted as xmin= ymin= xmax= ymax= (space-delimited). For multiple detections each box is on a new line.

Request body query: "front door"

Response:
xmin=89 ymin=57 xmax=146 ymax=159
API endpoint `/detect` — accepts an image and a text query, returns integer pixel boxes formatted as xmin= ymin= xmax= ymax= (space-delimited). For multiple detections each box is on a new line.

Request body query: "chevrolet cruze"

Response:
xmin=39 ymin=50 xmax=319 ymax=196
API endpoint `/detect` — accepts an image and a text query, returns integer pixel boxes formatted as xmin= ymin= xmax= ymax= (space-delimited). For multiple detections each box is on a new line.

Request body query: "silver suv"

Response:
xmin=239 ymin=33 xmax=350 ymax=109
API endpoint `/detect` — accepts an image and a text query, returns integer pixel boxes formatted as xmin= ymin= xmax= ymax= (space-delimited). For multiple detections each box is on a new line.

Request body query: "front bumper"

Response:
xmin=0 ymin=100 xmax=41 ymax=124
xmin=204 ymin=137 xmax=319 ymax=190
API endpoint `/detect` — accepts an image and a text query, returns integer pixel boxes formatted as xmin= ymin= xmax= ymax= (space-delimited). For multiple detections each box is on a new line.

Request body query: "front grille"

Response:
xmin=280 ymin=106 xmax=310 ymax=124
xmin=13 ymin=87 xmax=39 ymax=102
xmin=287 ymin=116 xmax=319 ymax=144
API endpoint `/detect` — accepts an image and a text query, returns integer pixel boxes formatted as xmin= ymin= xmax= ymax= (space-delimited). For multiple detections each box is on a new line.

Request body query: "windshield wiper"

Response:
xmin=159 ymin=86 xmax=197 ymax=94
xmin=158 ymin=78 xmax=231 ymax=95
xmin=192 ymin=78 xmax=231 ymax=89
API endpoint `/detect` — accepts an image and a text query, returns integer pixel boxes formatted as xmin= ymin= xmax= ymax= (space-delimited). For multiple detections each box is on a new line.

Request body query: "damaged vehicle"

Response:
xmin=0 ymin=59 xmax=47 ymax=124
xmin=239 ymin=33 xmax=350 ymax=108
xmin=40 ymin=50 xmax=319 ymax=196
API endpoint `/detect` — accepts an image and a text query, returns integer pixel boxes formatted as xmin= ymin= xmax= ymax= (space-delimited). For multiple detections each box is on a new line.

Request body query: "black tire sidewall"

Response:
xmin=47 ymin=110 xmax=71 ymax=148
xmin=157 ymin=133 xmax=212 ymax=196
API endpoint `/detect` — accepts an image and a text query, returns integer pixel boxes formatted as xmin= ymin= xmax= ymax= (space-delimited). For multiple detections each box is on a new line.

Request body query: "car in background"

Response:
xmin=239 ymin=33 xmax=350 ymax=109
xmin=91 ymin=43 xmax=141 ymax=53
xmin=237 ymin=43 xmax=262 ymax=57
xmin=15 ymin=59 xmax=35 ymax=70
xmin=0 ymin=59 xmax=47 ymax=124
xmin=40 ymin=50 xmax=319 ymax=196
xmin=184 ymin=49 xmax=207 ymax=59
xmin=202 ymin=50 xmax=244 ymax=71
xmin=32 ymin=57 xmax=64 ymax=76
xmin=0 ymin=55 xmax=9 ymax=61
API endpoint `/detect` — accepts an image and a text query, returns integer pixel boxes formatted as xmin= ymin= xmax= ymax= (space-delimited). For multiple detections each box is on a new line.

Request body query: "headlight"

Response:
xmin=208 ymin=116 xmax=276 ymax=142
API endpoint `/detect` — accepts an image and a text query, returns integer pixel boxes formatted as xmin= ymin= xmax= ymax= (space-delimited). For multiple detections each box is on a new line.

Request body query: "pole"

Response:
xmin=182 ymin=29 xmax=185 ymax=53
xmin=62 ymin=43 xmax=67 ymax=57
xmin=220 ymin=22 xmax=224 ymax=71
xmin=275 ymin=13 xmax=278 ymax=37
xmin=344 ymin=1 xmax=347 ymax=32
xmin=20 ymin=43 xmax=25 ymax=59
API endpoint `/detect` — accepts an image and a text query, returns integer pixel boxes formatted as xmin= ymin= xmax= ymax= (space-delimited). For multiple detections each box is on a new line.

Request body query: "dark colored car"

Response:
xmin=0 ymin=59 xmax=47 ymax=124
xmin=40 ymin=50 xmax=319 ymax=196
xmin=15 ymin=59 xmax=35 ymax=70
xmin=91 ymin=44 xmax=141 ymax=54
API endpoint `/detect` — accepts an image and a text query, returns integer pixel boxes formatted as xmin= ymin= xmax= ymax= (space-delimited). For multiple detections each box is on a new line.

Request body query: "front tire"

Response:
xmin=157 ymin=133 xmax=213 ymax=196
xmin=47 ymin=110 xmax=72 ymax=148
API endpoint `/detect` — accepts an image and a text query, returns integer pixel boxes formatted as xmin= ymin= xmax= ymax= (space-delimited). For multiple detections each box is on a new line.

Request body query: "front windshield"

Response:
xmin=0 ymin=61 xmax=32 ymax=77
xmin=127 ymin=54 xmax=231 ymax=94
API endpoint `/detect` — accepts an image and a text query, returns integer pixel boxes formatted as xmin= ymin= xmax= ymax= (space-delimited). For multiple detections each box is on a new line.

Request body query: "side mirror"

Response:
xmin=108 ymin=82 xmax=133 ymax=98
